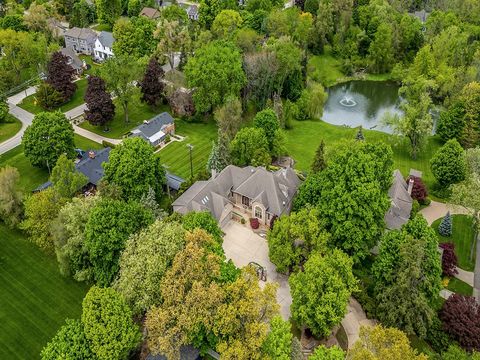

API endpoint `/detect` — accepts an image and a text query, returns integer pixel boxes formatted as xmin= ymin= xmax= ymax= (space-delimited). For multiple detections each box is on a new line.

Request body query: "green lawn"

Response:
xmin=18 ymin=78 xmax=88 ymax=115
xmin=285 ymin=119 xmax=442 ymax=190
xmin=308 ymin=48 xmax=345 ymax=87
xmin=447 ymin=277 xmax=473 ymax=296
xmin=80 ymin=101 xmax=171 ymax=139
xmin=0 ymin=224 xmax=89 ymax=359
xmin=432 ymin=215 xmax=476 ymax=271
xmin=0 ymin=116 xmax=22 ymax=143
xmin=158 ymin=119 xmax=217 ymax=179
xmin=0 ymin=134 xmax=102 ymax=193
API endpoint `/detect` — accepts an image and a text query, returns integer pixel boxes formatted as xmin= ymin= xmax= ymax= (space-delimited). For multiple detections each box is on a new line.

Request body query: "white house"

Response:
xmin=94 ymin=31 xmax=114 ymax=61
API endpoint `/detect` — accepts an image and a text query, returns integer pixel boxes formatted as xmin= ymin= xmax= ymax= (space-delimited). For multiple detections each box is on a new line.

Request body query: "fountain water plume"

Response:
xmin=339 ymin=95 xmax=357 ymax=107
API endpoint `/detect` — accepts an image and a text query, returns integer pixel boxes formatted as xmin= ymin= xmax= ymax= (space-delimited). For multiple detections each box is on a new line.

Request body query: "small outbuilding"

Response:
xmin=129 ymin=112 xmax=176 ymax=147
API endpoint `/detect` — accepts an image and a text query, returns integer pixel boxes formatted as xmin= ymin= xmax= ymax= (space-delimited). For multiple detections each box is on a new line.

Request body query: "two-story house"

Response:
xmin=64 ymin=27 xmax=97 ymax=55
xmin=93 ymin=31 xmax=115 ymax=61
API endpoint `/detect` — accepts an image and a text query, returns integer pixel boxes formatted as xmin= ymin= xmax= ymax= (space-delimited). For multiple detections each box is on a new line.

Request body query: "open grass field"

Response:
xmin=18 ymin=78 xmax=88 ymax=115
xmin=0 ymin=116 xmax=22 ymax=143
xmin=432 ymin=215 xmax=476 ymax=271
xmin=308 ymin=49 xmax=345 ymax=87
xmin=158 ymin=119 xmax=217 ymax=179
xmin=0 ymin=134 xmax=102 ymax=192
xmin=80 ymin=100 xmax=171 ymax=139
xmin=447 ymin=277 xmax=473 ymax=296
xmin=0 ymin=224 xmax=89 ymax=359
xmin=285 ymin=119 xmax=442 ymax=190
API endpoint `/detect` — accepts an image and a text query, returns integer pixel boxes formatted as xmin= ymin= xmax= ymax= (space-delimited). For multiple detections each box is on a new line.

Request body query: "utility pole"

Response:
xmin=187 ymin=143 xmax=194 ymax=179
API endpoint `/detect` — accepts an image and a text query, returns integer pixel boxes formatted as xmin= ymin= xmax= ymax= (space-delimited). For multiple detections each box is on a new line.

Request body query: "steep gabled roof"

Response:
xmin=97 ymin=31 xmax=114 ymax=48
xmin=140 ymin=6 xmax=161 ymax=19
xmin=385 ymin=169 xmax=413 ymax=230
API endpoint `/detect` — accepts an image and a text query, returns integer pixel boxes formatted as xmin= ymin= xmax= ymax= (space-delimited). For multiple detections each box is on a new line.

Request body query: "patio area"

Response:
xmin=222 ymin=221 xmax=292 ymax=320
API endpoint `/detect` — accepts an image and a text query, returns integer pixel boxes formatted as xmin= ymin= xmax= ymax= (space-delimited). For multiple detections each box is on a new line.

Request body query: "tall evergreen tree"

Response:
xmin=207 ymin=132 xmax=230 ymax=174
xmin=46 ymin=51 xmax=77 ymax=102
xmin=139 ymin=57 xmax=165 ymax=106
xmin=311 ymin=140 xmax=326 ymax=172
xmin=84 ymin=76 xmax=115 ymax=130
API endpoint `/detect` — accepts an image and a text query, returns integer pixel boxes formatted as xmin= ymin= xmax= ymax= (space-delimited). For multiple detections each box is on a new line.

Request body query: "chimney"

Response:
xmin=88 ymin=150 xmax=96 ymax=159
xmin=407 ymin=178 xmax=414 ymax=196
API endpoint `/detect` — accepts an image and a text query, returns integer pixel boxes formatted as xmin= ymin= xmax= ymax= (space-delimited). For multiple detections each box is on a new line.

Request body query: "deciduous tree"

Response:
xmin=182 ymin=211 xmax=223 ymax=243
xmin=95 ymin=0 xmax=122 ymax=26
xmin=211 ymin=10 xmax=242 ymax=39
xmin=214 ymin=96 xmax=243 ymax=141
xmin=155 ymin=18 xmax=191 ymax=70
xmin=101 ymin=56 xmax=142 ymax=123
xmin=267 ymin=207 xmax=329 ymax=273
xmin=84 ymin=198 xmax=154 ymax=286
xmin=84 ymin=75 xmax=115 ymax=130
xmin=229 ymin=127 xmax=271 ymax=167
xmin=23 ymin=111 xmax=75 ymax=170
xmin=440 ymin=294 xmax=480 ymax=352
xmin=0 ymin=166 xmax=22 ymax=227
xmin=113 ymin=16 xmax=156 ymax=59
xmin=104 ymin=137 xmax=166 ymax=201
xmin=348 ymin=325 xmax=427 ymax=360
xmin=82 ymin=286 xmax=141 ymax=359
xmin=114 ymin=220 xmax=185 ymax=315
xmin=185 ymin=41 xmax=246 ymax=113
xmin=439 ymin=243 xmax=458 ymax=277
xmin=50 ymin=154 xmax=88 ymax=199
xmin=289 ymin=249 xmax=357 ymax=337
xmin=46 ymin=51 xmax=77 ymax=102
xmin=431 ymin=139 xmax=467 ymax=187
xmin=261 ymin=316 xmax=292 ymax=360
xmin=310 ymin=345 xmax=344 ymax=360
xmin=139 ymin=57 xmax=165 ymax=107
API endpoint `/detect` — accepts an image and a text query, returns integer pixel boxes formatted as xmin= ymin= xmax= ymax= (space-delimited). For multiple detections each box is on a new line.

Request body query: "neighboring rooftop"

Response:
xmin=385 ymin=169 xmax=413 ymax=230
xmin=59 ymin=47 xmax=83 ymax=70
xmin=96 ymin=31 xmax=115 ymax=48
xmin=140 ymin=6 xmax=161 ymax=19
xmin=187 ymin=4 xmax=198 ymax=16
xmin=64 ymin=27 xmax=97 ymax=39
xmin=146 ymin=345 xmax=200 ymax=360
xmin=130 ymin=112 xmax=175 ymax=143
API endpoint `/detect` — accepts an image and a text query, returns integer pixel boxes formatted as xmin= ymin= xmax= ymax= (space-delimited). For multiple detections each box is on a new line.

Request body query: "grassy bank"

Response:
xmin=285 ymin=119 xmax=441 ymax=190
xmin=432 ymin=215 xmax=476 ymax=271
xmin=0 ymin=224 xmax=89 ymax=359
xmin=158 ymin=119 xmax=217 ymax=179
xmin=18 ymin=78 xmax=88 ymax=115
xmin=0 ymin=116 xmax=22 ymax=143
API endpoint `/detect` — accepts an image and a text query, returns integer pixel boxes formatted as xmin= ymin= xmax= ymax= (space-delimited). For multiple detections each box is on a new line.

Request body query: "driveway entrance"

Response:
xmin=222 ymin=221 xmax=292 ymax=320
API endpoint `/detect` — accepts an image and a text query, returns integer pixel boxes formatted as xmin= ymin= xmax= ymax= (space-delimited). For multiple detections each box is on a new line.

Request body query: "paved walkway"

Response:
xmin=440 ymin=289 xmax=454 ymax=300
xmin=341 ymin=298 xmax=375 ymax=349
xmin=420 ymin=200 xmax=469 ymax=225
xmin=455 ymin=267 xmax=474 ymax=287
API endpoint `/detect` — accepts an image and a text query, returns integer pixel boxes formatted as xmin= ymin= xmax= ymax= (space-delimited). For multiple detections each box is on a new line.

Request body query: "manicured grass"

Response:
xmin=18 ymin=78 xmax=89 ymax=115
xmin=307 ymin=48 xmax=345 ymax=87
xmin=158 ymin=119 xmax=217 ymax=179
xmin=0 ymin=224 xmax=89 ymax=359
xmin=79 ymin=100 xmax=171 ymax=139
xmin=0 ymin=134 xmax=102 ymax=193
xmin=447 ymin=277 xmax=473 ymax=296
xmin=432 ymin=215 xmax=476 ymax=271
xmin=285 ymin=119 xmax=442 ymax=190
xmin=92 ymin=23 xmax=112 ymax=31
xmin=0 ymin=116 xmax=22 ymax=143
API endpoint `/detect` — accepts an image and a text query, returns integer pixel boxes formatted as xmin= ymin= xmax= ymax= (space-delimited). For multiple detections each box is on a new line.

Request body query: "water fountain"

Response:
xmin=339 ymin=95 xmax=357 ymax=107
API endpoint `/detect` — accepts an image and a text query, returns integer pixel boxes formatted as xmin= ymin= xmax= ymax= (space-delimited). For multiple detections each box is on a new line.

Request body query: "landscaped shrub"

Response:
xmin=426 ymin=315 xmax=452 ymax=354
xmin=440 ymin=294 xmax=480 ymax=352
xmin=36 ymin=82 xmax=64 ymax=110
xmin=439 ymin=212 xmax=453 ymax=237
xmin=250 ymin=217 xmax=259 ymax=229
xmin=439 ymin=243 xmax=458 ymax=277
xmin=410 ymin=199 xmax=420 ymax=219
xmin=430 ymin=139 xmax=467 ymax=187
xmin=407 ymin=176 xmax=428 ymax=203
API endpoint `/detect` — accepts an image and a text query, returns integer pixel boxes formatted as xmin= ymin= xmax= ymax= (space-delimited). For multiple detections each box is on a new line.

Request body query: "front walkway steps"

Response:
xmin=341 ymin=298 xmax=375 ymax=349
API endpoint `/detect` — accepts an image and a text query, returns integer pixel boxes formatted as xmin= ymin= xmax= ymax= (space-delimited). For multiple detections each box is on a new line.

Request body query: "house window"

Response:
xmin=242 ymin=196 xmax=249 ymax=207
xmin=254 ymin=206 xmax=262 ymax=219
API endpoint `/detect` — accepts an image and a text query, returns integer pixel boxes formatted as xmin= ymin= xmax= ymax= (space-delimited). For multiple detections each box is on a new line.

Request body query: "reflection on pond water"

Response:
xmin=323 ymin=81 xmax=403 ymax=134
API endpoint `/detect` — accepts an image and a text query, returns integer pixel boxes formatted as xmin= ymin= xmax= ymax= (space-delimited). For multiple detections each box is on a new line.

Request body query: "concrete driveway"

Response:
xmin=222 ymin=221 xmax=292 ymax=320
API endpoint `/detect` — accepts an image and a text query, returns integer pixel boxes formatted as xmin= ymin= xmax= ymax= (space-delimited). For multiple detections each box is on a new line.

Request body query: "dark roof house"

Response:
xmin=59 ymin=47 xmax=84 ymax=73
xmin=385 ymin=169 xmax=414 ymax=230
xmin=129 ymin=112 xmax=176 ymax=147
xmin=140 ymin=6 xmax=161 ymax=19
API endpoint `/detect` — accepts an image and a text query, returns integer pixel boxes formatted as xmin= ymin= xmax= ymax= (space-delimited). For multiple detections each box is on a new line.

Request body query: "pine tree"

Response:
xmin=46 ymin=51 xmax=77 ymax=102
xmin=356 ymin=126 xmax=365 ymax=141
xmin=207 ymin=132 xmax=230 ymax=174
xmin=439 ymin=211 xmax=453 ymax=237
xmin=139 ymin=57 xmax=165 ymax=106
xmin=311 ymin=140 xmax=326 ymax=173
xmin=84 ymin=76 xmax=115 ymax=130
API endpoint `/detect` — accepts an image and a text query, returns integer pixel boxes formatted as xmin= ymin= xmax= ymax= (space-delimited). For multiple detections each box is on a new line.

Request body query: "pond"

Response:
xmin=323 ymin=80 xmax=403 ymax=134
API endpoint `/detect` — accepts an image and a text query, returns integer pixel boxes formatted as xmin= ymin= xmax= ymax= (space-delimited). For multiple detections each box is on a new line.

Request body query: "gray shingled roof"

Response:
xmin=173 ymin=165 xmax=301 ymax=221
xmin=146 ymin=345 xmax=200 ymax=360
xmin=97 ymin=31 xmax=114 ymax=48
xmin=131 ymin=112 xmax=175 ymax=139
xmin=64 ymin=27 xmax=97 ymax=40
xmin=165 ymin=171 xmax=185 ymax=191
xmin=76 ymin=147 xmax=111 ymax=185
xmin=385 ymin=169 xmax=413 ymax=230
xmin=59 ymin=47 xmax=83 ymax=70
